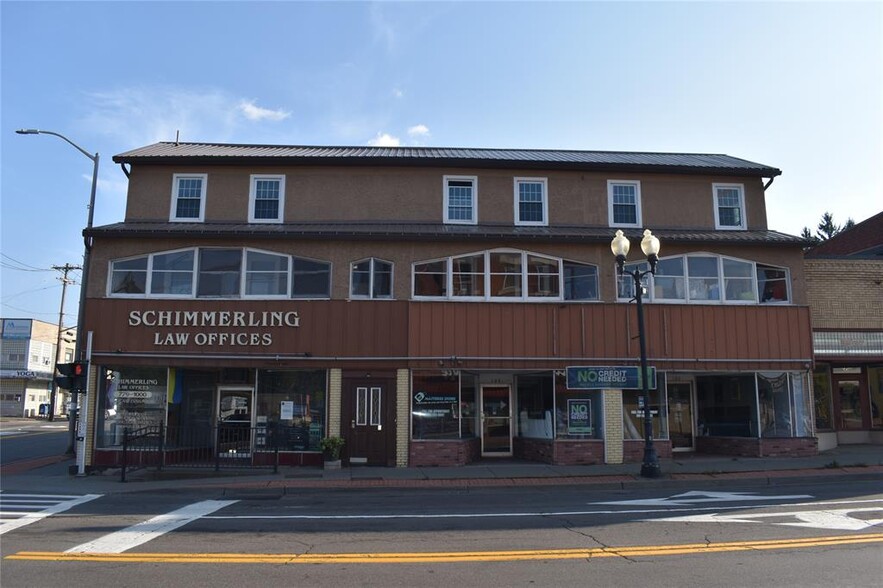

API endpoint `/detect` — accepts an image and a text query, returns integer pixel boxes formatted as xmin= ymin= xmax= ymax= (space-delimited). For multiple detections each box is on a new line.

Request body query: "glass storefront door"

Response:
xmin=667 ymin=381 xmax=694 ymax=450
xmin=481 ymin=386 xmax=512 ymax=456
xmin=836 ymin=379 xmax=864 ymax=430
xmin=217 ymin=387 xmax=254 ymax=457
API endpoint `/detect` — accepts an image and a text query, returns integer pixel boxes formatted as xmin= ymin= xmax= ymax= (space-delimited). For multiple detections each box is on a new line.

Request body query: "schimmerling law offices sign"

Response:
xmin=128 ymin=310 xmax=300 ymax=347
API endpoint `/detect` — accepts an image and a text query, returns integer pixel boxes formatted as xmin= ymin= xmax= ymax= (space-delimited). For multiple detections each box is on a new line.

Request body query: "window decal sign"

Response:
xmin=567 ymin=399 xmax=593 ymax=434
xmin=566 ymin=366 xmax=656 ymax=390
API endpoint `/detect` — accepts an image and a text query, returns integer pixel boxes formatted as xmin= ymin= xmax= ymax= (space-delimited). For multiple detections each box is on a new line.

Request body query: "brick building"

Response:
xmin=805 ymin=211 xmax=883 ymax=449
xmin=77 ymin=142 xmax=816 ymax=470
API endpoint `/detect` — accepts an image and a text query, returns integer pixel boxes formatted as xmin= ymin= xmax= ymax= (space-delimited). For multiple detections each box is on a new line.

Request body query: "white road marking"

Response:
xmin=653 ymin=506 xmax=883 ymax=531
xmin=595 ymin=490 xmax=813 ymax=506
xmin=0 ymin=493 xmax=102 ymax=535
xmin=66 ymin=500 xmax=237 ymax=554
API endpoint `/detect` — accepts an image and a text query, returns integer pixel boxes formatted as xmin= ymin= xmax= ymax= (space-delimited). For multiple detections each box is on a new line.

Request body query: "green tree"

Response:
xmin=801 ymin=211 xmax=855 ymax=247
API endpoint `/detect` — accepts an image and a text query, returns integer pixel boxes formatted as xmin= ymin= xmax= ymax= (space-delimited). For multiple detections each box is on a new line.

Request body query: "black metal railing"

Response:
xmin=119 ymin=424 xmax=290 ymax=482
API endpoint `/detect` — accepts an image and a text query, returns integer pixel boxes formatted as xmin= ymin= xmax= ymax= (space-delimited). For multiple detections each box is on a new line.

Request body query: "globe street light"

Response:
xmin=611 ymin=229 xmax=662 ymax=478
xmin=16 ymin=129 xmax=99 ymax=455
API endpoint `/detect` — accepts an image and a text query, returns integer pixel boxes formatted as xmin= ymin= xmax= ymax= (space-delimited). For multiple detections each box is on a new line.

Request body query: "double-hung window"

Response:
xmin=351 ymin=258 xmax=393 ymax=299
xmin=444 ymin=176 xmax=477 ymax=224
xmin=713 ymin=183 xmax=746 ymax=230
xmin=514 ymin=178 xmax=548 ymax=226
xmin=607 ymin=180 xmax=642 ymax=227
xmin=249 ymin=175 xmax=285 ymax=223
xmin=170 ymin=174 xmax=207 ymax=222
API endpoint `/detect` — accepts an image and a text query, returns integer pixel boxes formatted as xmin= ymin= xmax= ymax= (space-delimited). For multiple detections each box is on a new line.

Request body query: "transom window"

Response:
xmin=608 ymin=180 xmax=641 ymax=227
xmin=713 ymin=183 xmax=746 ymax=230
xmin=617 ymin=253 xmax=790 ymax=305
xmin=170 ymin=174 xmax=207 ymax=222
xmin=350 ymin=258 xmax=393 ymax=299
xmin=249 ymin=175 xmax=285 ymax=223
xmin=444 ymin=176 xmax=477 ymax=224
xmin=109 ymin=248 xmax=331 ymax=299
xmin=514 ymin=178 xmax=548 ymax=226
xmin=413 ymin=249 xmax=598 ymax=302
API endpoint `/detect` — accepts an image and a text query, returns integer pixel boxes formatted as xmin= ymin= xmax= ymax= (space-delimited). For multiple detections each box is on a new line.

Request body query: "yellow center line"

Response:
xmin=6 ymin=533 xmax=883 ymax=564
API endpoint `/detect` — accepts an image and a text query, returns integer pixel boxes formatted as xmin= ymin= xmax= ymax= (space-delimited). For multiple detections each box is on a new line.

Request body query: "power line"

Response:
xmin=0 ymin=253 xmax=53 ymax=272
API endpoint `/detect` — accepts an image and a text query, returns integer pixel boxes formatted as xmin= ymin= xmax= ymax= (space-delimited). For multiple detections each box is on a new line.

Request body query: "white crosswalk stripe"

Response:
xmin=0 ymin=492 xmax=102 ymax=535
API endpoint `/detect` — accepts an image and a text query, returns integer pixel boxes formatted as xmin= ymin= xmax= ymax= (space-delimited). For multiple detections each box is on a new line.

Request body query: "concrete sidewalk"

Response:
xmin=1 ymin=444 xmax=881 ymax=495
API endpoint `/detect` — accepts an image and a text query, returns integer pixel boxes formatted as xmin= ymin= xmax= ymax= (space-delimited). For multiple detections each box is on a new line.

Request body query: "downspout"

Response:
xmin=119 ymin=163 xmax=131 ymax=178
xmin=763 ymin=176 xmax=775 ymax=191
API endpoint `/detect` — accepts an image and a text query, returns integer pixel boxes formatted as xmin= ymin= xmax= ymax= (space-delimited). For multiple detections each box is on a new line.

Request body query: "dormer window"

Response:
xmin=170 ymin=174 xmax=207 ymax=222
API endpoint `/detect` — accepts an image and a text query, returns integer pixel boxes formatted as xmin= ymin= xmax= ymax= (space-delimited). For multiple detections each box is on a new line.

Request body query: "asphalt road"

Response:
xmin=0 ymin=420 xmax=70 ymax=465
xmin=1 ymin=478 xmax=881 ymax=587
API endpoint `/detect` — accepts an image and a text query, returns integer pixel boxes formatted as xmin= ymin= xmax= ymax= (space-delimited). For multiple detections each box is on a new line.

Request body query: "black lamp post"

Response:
xmin=611 ymin=229 xmax=662 ymax=478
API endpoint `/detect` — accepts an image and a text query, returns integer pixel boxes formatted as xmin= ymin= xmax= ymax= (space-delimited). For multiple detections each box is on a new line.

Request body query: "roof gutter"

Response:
xmin=763 ymin=176 xmax=776 ymax=191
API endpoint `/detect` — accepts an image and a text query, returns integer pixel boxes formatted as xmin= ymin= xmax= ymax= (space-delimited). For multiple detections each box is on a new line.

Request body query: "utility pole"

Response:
xmin=50 ymin=263 xmax=80 ymax=424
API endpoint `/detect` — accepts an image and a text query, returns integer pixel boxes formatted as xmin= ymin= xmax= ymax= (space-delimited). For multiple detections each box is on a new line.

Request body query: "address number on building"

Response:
xmin=566 ymin=366 xmax=656 ymax=390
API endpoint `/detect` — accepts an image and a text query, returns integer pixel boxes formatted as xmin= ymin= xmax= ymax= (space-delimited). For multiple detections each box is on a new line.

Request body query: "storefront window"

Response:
xmin=516 ymin=373 xmax=554 ymax=439
xmin=623 ymin=377 xmax=668 ymax=440
xmin=411 ymin=372 xmax=461 ymax=439
xmin=758 ymin=372 xmax=792 ymax=437
xmin=255 ymin=370 xmax=326 ymax=451
xmin=813 ymin=366 xmax=833 ymax=430
xmin=97 ymin=366 xmax=168 ymax=447
xmin=870 ymin=367 xmax=883 ymax=429
xmin=461 ymin=373 xmax=478 ymax=437
xmin=696 ymin=375 xmax=758 ymax=437
xmin=554 ymin=373 xmax=604 ymax=439
xmin=790 ymin=372 xmax=813 ymax=436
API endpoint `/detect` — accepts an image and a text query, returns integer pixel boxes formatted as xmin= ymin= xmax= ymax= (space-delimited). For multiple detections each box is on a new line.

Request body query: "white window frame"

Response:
xmin=248 ymin=174 xmax=286 ymax=224
xmin=349 ymin=257 xmax=395 ymax=300
xmin=443 ymin=175 xmax=478 ymax=225
xmin=291 ymin=255 xmax=333 ymax=300
xmin=513 ymin=177 xmax=548 ymax=226
xmin=148 ymin=248 xmax=197 ymax=298
xmin=713 ymin=183 xmax=747 ymax=230
xmin=607 ymin=180 xmax=642 ymax=228
xmin=242 ymin=248 xmax=291 ymax=299
xmin=170 ymin=173 xmax=207 ymax=222
xmin=412 ymin=257 xmax=451 ymax=299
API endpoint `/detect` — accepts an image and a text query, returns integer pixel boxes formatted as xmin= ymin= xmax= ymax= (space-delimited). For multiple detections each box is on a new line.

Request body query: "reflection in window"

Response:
xmin=526 ymin=255 xmax=559 ymax=298
xmin=490 ymin=252 xmax=522 ymax=297
xmin=452 ymin=254 xmax=484 ymax=297
xmin=653 ymin=257 xmax=685 ymax=300
xmin=198 ymin=249 xmax=242 ymax=298
xmin=759 ymin=372 xmax=792 ymax=437
xmin=695 ymin=375 xmax=757 ymax=437
xmin=351 ymin=258 xmax=393 ymax=299
xmin=111 ymin=257 xmax=147 ymax=294
xmin=516 ymin=373 xmax=554 ymax=439
xmin=688 ymin=256 xmax=720 ymax=301
xmin=414 ymin=260 xmax=448 ymax=297
xmin=245 ymin=251 xmax=288 ymax=296
xmin=623 ymin=386 xmax=668 ymax=440
xmin=554 ymin=373 xmax=604 ymax=440
xmin=292 ymin=257 xmax=331 ymax=298
xmin=723 ymin=258 xmax=755 ymax=302
xmin=813 ymin=366 xmax=833 ymax=430
xmin=563 ymin=261 xmax=599 ymax=301
xmin=869 ymin=367 xmax=883 ymax=429
xmin=255 ymin=370 xmax=326 ymax=452
xmin=151 ymin=250 xmax=194 ymax=295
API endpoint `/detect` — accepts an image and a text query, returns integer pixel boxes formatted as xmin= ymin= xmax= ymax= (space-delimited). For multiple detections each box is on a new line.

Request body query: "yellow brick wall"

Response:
xmin=805 ymin=259 xmax=883 ymax=329
xmin=328 ymin=369 xmax=342 ymax=437
xmin=83 ymin=364 xmax=97 ymax=466
xmin=396 ymin=369 xmax=410 ymax=468
xmin=603 ymin=390 xmax=623 ymax=464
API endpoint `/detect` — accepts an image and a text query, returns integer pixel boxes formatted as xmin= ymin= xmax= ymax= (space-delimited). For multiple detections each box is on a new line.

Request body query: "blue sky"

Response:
xmin=2 ymin=1 xmax=881 ymax=328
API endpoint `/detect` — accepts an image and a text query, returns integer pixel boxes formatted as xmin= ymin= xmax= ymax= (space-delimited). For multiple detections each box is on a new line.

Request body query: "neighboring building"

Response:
xmin=80 ymin=142 xmax=815 ymax=470
xmin=1 ymin=318 xmax=76 ymax=417
xmin=805 ymin=211 xmax=883 ymax=450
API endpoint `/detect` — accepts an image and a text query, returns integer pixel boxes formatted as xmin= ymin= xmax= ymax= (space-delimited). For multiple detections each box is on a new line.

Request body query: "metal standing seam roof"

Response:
xmin=112 ymin=142 xmax=782 ymax=177
xmin=85 ymin=222 xmax=805 ymax=246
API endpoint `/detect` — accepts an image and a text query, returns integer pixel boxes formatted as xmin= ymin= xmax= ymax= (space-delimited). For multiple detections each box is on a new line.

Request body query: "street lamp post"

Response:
xmin=16 ymin=129 xmax=99 ymax=455
xmin=611 ymin=228 xmax=662 ymax=479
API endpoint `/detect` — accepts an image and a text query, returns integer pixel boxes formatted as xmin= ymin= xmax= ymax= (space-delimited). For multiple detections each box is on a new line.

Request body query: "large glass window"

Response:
xmin=515 ymin=178 xmax=547 ymax=225
xmin=516 ymin=373 xmax=554 ymax=439
xmin=608 ymin=180 xmax=641 ymax=226
xmin=96 ymin=366 xmax=168 ymax=447
xmin=653 ymin=257 xmax=685 ymax=300
xmin=245 ymin=250 xmax=288 ymax=296
xmin=171 ymin=174 xmax=206 ymax=221
xmin=687 ymin=256 xmax=721 ymax=301
xmin=255 ymin=370 xmax=326 ymax=452
xmin=757 ymin=264 xmax=790 ymax=303
xmin=758 ymin=372 xmax=792 ymax=437
xmin=292 ymin=257 xmax=331 ymax=298
xmin=444 ymin=176 xmax=477 ymax=224
xmin=695 ymin=375 xmax=758 ymax=437
xmin=150 ymin=250 xmax=194 ymax=295
xmin=414 ymin=260 xmax=448 ymax=297
xmin=110 ymin=257 xmax=147 ymax=295
xmin=813 ymin=366 xmax=834 ymax=430
xmin=554 ymin=373 xmax=604 ymax=440
xmin=452 ymin=254 xmax=485 ymax=298
xmin=197 ymin=249 xmax=242 ymax=298
xmin=526 ymin=255 xmax=559 ymax=298
xmin=411 ymin=372 xmax=461 ymax=439
xmin=350 ymin=258 xmax=393 ymax=299
xmin=563 ymin=261 xmax=599 ymax=301
xmin=623 ymin=387 xmax=669 ymax=440
xmin=723 ymin=258 xmax=756 ymax=302
xmin=490 ymin=252 xmax=522 ymax=297
xmin=869 ymin=367 xmax=883 ymax=429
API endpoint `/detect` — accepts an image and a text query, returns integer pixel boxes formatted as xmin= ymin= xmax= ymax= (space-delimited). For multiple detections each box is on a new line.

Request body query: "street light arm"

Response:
xmin=16 ymin=129 xmax=97 ymax=162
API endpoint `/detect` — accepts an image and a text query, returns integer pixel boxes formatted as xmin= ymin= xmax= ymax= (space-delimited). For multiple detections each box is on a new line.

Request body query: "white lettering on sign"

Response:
xmin=127 ymin=309 xmax=299 ymax=348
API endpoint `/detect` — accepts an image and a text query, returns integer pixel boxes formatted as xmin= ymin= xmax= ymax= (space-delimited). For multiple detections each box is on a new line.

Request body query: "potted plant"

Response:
xmin=320 ymin=436 xmax=345 ymax=469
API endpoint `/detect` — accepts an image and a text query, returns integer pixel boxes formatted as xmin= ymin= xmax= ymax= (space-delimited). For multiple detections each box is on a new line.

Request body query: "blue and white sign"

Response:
xmin=1 ymin=319 xmax=32 ymax=340
xmin=566 ymin=366 xmax=656 ymax=390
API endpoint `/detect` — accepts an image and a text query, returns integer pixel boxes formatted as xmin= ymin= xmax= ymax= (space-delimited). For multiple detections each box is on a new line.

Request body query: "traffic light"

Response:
xmin=56 ymin=361 xmax=89 ymax=393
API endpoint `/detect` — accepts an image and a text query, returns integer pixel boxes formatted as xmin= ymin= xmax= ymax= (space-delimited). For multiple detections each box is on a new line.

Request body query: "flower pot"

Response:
xmin=323 ymin=459 xmax=342 ymax=470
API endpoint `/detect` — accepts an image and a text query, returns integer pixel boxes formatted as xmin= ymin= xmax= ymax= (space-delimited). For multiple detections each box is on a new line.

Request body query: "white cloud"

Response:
xmin=367 ymin=133 xmax=401 ymax=147
xmin=238 ymin=100 xmax=291 ymax=122
xmin=407 ymin=124 xmax=430 ymax=138
xmin=393 ymin=88 xmax=404 ymax=99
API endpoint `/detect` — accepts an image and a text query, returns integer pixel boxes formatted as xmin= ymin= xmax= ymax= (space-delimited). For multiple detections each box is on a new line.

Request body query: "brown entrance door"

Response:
xmin=341 ymin=376 xmax=397 ymax=466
